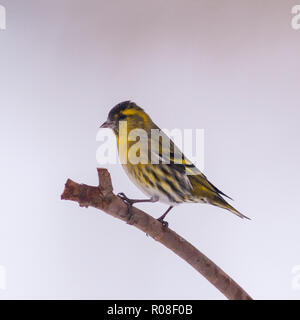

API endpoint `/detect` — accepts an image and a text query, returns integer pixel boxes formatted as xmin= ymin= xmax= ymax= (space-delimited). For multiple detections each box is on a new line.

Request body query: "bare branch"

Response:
xmin=61 ymin=168 xmax=252 ymax=300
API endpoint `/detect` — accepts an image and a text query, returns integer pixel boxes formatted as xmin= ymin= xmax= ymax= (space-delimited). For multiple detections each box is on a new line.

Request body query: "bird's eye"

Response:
xmin=119 ymin=114 xmax=126 ymax=120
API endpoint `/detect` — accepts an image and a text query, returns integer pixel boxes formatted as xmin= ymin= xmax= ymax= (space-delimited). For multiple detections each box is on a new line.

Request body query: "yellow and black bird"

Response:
xmin=100 ymin=101 xmax=249 ymax=224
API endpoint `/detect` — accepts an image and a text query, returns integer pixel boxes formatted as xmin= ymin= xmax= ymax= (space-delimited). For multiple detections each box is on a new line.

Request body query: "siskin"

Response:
xmin=100 ymin=101 xmax=250 ymax=224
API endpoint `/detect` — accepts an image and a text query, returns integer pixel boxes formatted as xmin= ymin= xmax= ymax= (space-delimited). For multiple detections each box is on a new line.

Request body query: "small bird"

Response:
xmin=100 ymin=101 xmax=250 ymax=224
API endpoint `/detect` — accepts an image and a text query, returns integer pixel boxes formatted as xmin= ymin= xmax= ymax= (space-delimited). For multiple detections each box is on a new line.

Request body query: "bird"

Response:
xmin=100 ymin=101 xmax=250 ymax=225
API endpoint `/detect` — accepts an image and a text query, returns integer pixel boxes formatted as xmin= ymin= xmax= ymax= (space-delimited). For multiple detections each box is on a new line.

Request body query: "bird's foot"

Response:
xmin=157 ymin=217 xmax=169 ymax=228
xmin=117 ymin=192 xmax=135 ymax=205
xmin=117 ymin=192 xmax=135 ymax=225
xmin=117 ymin=192 xmax=157 ymax=205
xmin=157 ymin=205 xmax=173 ymax=228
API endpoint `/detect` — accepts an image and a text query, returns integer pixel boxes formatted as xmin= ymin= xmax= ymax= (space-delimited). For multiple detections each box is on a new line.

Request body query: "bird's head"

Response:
xmin=100 ymin=101 xmax=154 ymax=135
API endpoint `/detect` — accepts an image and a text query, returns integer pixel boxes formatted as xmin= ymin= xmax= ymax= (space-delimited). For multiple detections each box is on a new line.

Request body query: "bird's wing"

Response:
xmin=148 ymin=129 xmax=193 ymax=192
xmin=150 ymin=129 xmax=233 ymax=200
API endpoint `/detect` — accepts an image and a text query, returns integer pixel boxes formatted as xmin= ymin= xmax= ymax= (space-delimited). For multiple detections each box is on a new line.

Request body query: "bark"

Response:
xmin=61 ymin=168 xmax=252 ymax=300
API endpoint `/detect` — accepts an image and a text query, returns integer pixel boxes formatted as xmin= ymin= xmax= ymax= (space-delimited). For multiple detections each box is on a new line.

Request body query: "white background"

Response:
xmin=1 ymin=0 xmax=300 ymax=299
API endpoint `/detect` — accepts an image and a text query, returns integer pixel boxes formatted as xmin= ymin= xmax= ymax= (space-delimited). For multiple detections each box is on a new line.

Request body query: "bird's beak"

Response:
xmin=100 ymin=120 xmax=112 ymax=128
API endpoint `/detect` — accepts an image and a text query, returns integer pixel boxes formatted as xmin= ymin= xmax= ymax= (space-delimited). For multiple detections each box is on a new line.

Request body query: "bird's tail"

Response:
xmin=210 ymin=195 xmax=251 ymax=220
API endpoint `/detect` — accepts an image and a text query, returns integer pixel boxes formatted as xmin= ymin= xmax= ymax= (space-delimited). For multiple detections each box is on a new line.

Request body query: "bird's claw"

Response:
xmin=117 ymin=192 xmax=135 ymax=224
xmin=118 ymin=192 xmax=169 ymax=228
xmin=117 ymin=192 xmax=134 ymax=205
xmin=157 ymin=218 xmax=169 ymax=228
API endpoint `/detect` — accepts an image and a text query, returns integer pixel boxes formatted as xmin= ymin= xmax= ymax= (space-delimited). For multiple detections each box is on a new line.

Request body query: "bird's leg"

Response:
xmin=117 ymin=192 xmax=158 ymax=225
xmin=157 ymin=206 xmax=174 ymax=228
xmin=117 ymin=192 xmax=158 ymax=205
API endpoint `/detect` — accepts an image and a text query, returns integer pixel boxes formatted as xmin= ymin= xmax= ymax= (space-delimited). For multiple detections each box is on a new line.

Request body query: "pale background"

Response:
xmin=0 ymin=0 xmax=300 ymax=299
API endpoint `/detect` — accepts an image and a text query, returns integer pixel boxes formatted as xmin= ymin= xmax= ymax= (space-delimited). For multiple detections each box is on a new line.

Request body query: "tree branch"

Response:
xmin=61 ymin=168 xmax=252 ymax=300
